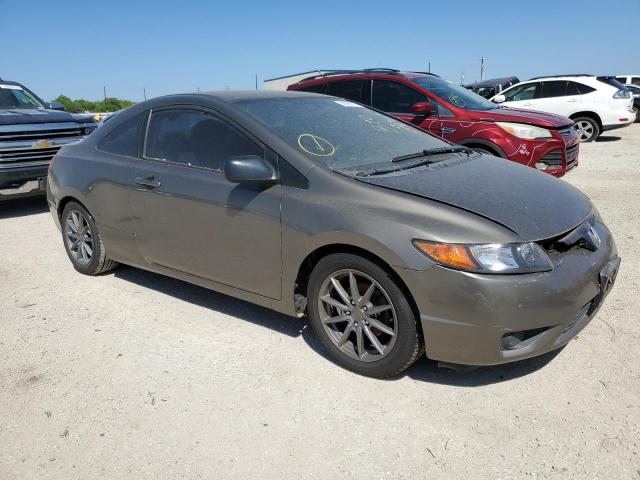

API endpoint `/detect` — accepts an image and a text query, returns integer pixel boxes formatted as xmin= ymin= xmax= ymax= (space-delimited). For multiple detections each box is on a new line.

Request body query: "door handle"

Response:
xmin=135 ymin=176 xmax=161 ymax=188
xmin=567 ymin=98 xmax=578 ymax=102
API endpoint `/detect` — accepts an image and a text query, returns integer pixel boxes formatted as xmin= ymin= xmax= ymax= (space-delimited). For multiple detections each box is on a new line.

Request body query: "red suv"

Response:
xmin=288 ymin=69 xmax=580 ymax=176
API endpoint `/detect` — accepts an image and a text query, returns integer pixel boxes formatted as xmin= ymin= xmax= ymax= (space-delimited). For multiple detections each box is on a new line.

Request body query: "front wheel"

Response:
xmin=573 ymin=117 xmax=600 ymax=142
xmin=307 ymin=253 xmax=423 ymax=378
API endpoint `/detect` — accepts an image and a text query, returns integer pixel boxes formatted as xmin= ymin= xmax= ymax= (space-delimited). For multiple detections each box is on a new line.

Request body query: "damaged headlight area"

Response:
xmin=413 ymin=240 xmax=553 ymax=274
xmin=495 ymin=122 xmax=552 ymax=140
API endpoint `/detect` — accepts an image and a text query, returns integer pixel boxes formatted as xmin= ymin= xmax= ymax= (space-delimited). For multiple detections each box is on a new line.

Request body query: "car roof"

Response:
xmin=295 ymin=69 xmax=439 ymax=84
xmin=180 ymin=90 xmax=325 ymax=102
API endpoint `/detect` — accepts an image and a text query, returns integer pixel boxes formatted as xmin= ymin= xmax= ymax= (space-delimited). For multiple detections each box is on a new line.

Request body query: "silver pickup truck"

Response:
xmin=0 ymin=79 xmax=98 ymax=200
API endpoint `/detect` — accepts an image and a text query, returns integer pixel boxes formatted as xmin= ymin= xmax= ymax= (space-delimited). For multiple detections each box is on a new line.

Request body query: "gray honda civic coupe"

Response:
xmin=47 ymin=91 xmax=620 ymax=378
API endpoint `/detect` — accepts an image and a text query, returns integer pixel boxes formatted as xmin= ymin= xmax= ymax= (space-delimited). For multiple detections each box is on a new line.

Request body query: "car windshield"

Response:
xmin=412 ymin=76 xmax=497 ymax=111
xmin=235 ymin=96 xmax=453 ymax=176
xmin=0 ymin=84 xmax=45 ymax=110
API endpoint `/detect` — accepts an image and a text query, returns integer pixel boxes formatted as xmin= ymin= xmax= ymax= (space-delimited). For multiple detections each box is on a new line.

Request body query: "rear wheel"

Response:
xmin=573 ymin=117 xmax=600 ymax=142
xmin=61 ymin=202 xmax=118 ymax=275
xmin=307 ymin=253 xmax=423 ymax=378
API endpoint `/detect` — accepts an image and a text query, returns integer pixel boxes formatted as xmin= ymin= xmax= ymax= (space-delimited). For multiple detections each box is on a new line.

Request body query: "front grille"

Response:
xmin=0 ymin=146 xmax=60 ymax=165
xmin=0 ymin=124 xmax=85 ymax=167
xmin=558 ymin=127 xmax=575 ymax=137
xmin=539 ymin=144 xmax=579 ymax=170
xmin=0 ymin=127 xmax=83 ymax=142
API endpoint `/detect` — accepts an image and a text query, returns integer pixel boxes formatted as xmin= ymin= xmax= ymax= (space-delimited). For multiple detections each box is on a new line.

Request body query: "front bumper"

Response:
xmin=399 ymin=220 xmax=619 ymax=365
xmin=0 ymin=164 xmax=48 ymax=199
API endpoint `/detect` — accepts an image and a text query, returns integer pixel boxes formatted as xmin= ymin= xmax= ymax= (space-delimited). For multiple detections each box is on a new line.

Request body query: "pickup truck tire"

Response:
xmin=61 ymin=201 xmax=118 ymax=275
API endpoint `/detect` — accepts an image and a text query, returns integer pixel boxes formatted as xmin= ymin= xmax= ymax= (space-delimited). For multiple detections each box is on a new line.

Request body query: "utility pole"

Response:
xmin=428 ymin=60 xmax=431 ymax=74
xmin=143 ymin=87 xmax=147 ymax=101
xmin=480 ymin=57 xmax=486 ymax=81
xmin=103 ymin=86 xmax=107 ymax=101
xmin=460 ymin=71 xmax=465 ymax=85
xmin=255 ymin=74 xmax=258 ymax=90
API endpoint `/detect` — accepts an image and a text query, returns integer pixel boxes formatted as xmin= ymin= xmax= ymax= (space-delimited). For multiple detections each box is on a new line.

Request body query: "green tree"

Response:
xmin=53 ymin=95 xmax=135 ymax=113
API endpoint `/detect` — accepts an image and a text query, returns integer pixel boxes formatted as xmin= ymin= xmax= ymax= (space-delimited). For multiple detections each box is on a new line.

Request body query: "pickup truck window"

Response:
xmin=0 ymin=84 xmax=44 ymax=110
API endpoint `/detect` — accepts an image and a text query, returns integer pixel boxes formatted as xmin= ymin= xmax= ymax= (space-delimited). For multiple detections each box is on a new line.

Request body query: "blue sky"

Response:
xmin=2 ymin=0 xmax=638 ymax=101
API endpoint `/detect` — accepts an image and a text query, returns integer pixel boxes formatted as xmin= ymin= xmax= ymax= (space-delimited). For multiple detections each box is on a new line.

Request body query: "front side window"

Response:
xmin=235 ymin=96 xmax=451 ymax=177
xmin=0 ymin=83 xmax=45 ymax=110
xmin=97 ymin=112 xmax=146 ymax=157
xmin=372 ymin=80 xmax=428 ymax=114
xmin=502 ymin=82 xmax=539 ymax=102
xmin=324 ymin=80 xmax=364 ymax=103
xmin=145 ymin=109 xmax=263 ymax=171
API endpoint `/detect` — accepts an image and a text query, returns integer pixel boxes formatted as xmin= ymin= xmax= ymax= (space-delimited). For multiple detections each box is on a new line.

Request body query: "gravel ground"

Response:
xmin=1 ymin=124 xmax=639 ymax=480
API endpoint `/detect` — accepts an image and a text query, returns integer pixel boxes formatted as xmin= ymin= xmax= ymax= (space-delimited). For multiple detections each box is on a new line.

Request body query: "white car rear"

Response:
xmin=492 ymin=75 xmax=634 ymax=142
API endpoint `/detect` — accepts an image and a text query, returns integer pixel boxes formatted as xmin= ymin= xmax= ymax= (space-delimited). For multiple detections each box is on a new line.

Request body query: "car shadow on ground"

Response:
xmin=400 ymin=348 xmax=563 ymax=387
xmin=113 ymin=265 xmax=562 ymax=386
xmin=114 ymin=265 xmax=304 ymax=338
xmin=0 ymin=196 xmax=48 ymax=219
xmin=595 ymin=135 xmax=622 ymax=142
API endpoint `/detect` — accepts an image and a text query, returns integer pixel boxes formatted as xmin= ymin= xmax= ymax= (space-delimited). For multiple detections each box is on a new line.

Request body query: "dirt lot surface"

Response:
xmin=1 ymin=124 xmax=639 ymax=480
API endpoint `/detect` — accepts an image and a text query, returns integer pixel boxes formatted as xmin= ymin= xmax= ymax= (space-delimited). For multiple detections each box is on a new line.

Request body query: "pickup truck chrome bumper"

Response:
xmin=0 ymin=179 xmax=43 ymax=196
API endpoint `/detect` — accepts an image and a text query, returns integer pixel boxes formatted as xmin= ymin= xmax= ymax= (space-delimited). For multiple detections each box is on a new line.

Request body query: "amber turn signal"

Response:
xmin=413 ymin=241 xmax=478 ymax=270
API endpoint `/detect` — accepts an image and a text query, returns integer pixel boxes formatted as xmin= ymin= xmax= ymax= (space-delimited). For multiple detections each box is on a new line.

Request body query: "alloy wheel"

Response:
xmin=64 ymin=210 xmax=94 ymax=265
xmin=575 ymin=120 xmax=595 ymax=142
xmin=317 ymin=269 xmax=397 ymax=362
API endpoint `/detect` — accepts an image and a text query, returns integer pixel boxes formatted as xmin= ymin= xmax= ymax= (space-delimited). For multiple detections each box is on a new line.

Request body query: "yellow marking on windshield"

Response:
xmin=297 ymin=134 xmax=336 ymax=157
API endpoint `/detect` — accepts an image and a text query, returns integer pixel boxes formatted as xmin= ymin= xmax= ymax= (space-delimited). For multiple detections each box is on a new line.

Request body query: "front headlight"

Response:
xmin=413 ymin=240 xmax=553 ymax=274
xmin=496 ymin=122 xmax=552 ymax=139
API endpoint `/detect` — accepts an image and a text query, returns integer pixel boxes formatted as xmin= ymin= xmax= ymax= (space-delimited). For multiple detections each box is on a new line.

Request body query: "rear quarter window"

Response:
xmin=297 ymin=83 xmax=326 ymax=93
xmin=97 ymin=112 xmax=147 ymax=157
xmin=324 ymin=80 xmax=365 ymax=103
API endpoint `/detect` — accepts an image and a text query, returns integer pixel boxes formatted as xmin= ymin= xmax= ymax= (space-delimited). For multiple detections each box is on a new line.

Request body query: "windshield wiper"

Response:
xmin=392 ymin=146 xmax=471 ymax=162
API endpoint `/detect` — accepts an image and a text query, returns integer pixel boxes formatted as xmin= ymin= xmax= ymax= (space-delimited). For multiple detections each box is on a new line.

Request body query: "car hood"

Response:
xmin=467 ymin=107 xmax=573 ymax=128
xmin=0 ymin=109 xmax=95 ymax=125
xmin=357 ymin=155 xmax=592 ymax=241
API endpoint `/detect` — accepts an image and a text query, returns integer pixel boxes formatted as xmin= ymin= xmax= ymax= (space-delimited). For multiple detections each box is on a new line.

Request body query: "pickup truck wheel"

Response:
xmin=61 ymin=202 xmax=118 ymax=275
xmin=307 ymin=253 xmax=423 ymax=378
xmin=573 ymin=117 xmax=599 ymax=142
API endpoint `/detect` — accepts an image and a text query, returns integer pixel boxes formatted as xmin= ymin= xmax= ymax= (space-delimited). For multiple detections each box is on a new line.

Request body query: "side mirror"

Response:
xmin=411 ymin=102 xmax=435 ymax=115
xmin=224 ymin=155 xmax=279 ymax=184
xmin=493 ymin=94 xmax=506 ymax=104
xmin=48 ymin=101 xmax=66 ymax=111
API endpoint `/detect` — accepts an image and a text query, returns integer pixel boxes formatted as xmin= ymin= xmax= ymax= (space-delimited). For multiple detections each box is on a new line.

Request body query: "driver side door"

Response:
xmin=499 ymin=82 xmax=541 ymax=110
xmin=371 ymin=79 xmax=442 ymax=137
xmin=129 ymin=106 xmax=282 ymax=299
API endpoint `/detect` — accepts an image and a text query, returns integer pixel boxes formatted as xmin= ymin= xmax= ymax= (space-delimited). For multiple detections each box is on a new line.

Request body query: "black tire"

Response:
xmin=307 ymin=253 xmax=423 ymax=378
xmin=635 ymin=108 xmax=640 ymax=123
xmin=61 ymin=201 xmax=118 ymax=275
xmin=573 ymin=116 xmax=600 ymax=142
